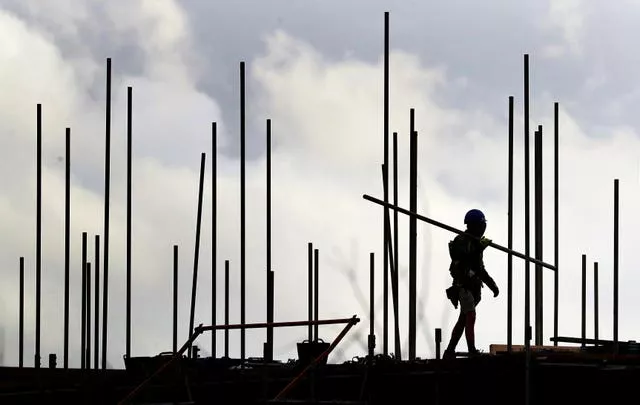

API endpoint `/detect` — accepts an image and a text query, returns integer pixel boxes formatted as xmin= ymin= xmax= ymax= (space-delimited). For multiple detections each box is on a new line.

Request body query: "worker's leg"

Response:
xmin=464 ymin=310 xmax=477 ymax=353
xmin=444 ymin=288 xmax=474 ymax=358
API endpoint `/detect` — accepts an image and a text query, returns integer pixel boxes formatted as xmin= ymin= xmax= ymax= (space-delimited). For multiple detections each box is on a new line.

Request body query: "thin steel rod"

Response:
xmin=362 ymin=195 xmax=557 ymax=270
xmin=102 ymin=57 xmax=112 ymax=370
xmin=224 ymin=259 xmax=229 ymax=357
xmin=35 ymin=103 xmax=42 ymax=369
xmin=435 ymin=328 xmax=442 ymax=360
xmin=382 ymin=164 xmax=401 ymax=360
xmin=64 ymin=127 xmax=71 ymax=368
xmin=408 ymin=110 xmax=417 ymax=361
xmin=524 ymin=52 xmax=531 ymax=405
xmin=535 ymin=125 xmax=543 ymax=345
xmin=198 ymin=316 xmax=359 ymax=332
xmin=126 ymin=85 xmax=132 ymax=359
xmin=81 ymin=232 xmax=87 ymax=369
xmin=19 ymin=257 xmax=24 ymax=368
xmin=392 ymin=131 xmax=400 ymax=360
xmin=308 ymin=242 xmax=313 ymax=342
xmin=212 ymin=122 xmax=217 ymax=358
xmin=314 ymin=248 xmax=319 ymax=341
xmin=188 ymin=153 xmax=206 ymax=357
xmin=581 ymin=254 xmax=587 ymax=347
xmin=507 ymin=96 xmax=514 ymax=352
xmin=369 ymin=252 xmax=375 ymax=359
xmin=94 ymin=235 xmax=100 ymax=369
xmin=266 ymin=118 xmax=273 ymax=359
xmin=383 ymin=10 xmax=390 ymax=358
xmin=86 ymin=262 xmax=91 ymax=368
xmin=173 ymin=245 xmax=178 ymax=354
xmin=613 ymin=178 xmax=619 ymax=354
xmin=594 ymin=261 xmax=599 ymax=346
xmin=554 ymin=102 xmax=559 ymax=347
xmin=240 ymin=61 xmax=247 ymax=362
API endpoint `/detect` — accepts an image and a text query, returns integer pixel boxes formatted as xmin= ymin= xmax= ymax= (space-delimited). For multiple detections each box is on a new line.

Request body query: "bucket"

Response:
xmin=296 ymin=339 xmax=331 ymax=366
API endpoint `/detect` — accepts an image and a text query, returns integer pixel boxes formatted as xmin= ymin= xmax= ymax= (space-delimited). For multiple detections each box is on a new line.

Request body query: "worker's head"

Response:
xmin=464 ymin=209 xmax=486 ymax=237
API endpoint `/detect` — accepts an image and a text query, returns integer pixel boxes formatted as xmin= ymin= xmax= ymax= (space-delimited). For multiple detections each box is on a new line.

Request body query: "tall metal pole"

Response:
xmin=368 ymin=252 xmax=375 ymax=359
xmin=19 ymin=257 xmax=24 ymax=368
xmin=240 ymin=61 xmax=247 ymax=362
xmin=126 ymin=86 xmax=133 ymax=360
xmin=86 ymin=262 xmax=91 ymax=368
xmin=523 ymin=53 xmax=531 ymax=405
xmin=224 ymin=259 xmax=230 ymax=358
xmin=314 ymin=248 xmax=319 ymax=341
xmin=581 ymin=254 xmax=587 ymax=348
xmin=102 ymin=57 xmax=112 ymax=370
xmin=534 ymin=125 xmax=543 ymax=346
xmin=188 ymin=153 xmax=206 ymax=357
xmin=173 ymin=245 xmax=178 ymax=354
xmin=81 ymin=232 xmax=87 ymax=369
xmin=408 ymin=109 xmax=417 ymax=361
xmin=613 ymin=179 xmax=619 ymax=354
xmin=507 ymin=96 xmax=514 ymax=352
xmin=212 ymin=122 xmax=217 ymax=358
xmin=392 ymin=132 xmax=401 ymax=360
xmin=35 ymin=103 xmax=42 ymax=369
xmin=594 ymin=261 xmax=599 ymax=346
xmin=94 ymin=235 xmax=100 ymax=369
xmin=266 ymin=119 xmax=274 ymax=361
xmin=382 ymin=10 xmax=390 ymax=357
xmin=554 ymin=102 xmax=559 ymax=346
xmin=308 ymin=243 xmax=313 ymax=342
xmin=64 ymin=127 xmax=71 ymax=368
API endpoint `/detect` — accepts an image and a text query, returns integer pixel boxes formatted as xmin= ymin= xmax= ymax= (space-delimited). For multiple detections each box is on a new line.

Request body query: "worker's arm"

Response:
xmin=476 ymin=255 xmax=499 ymax=296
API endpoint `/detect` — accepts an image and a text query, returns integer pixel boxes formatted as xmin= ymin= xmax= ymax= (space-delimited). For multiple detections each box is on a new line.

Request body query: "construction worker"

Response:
xmin=443 ymin=209 xmax=499 ymax=359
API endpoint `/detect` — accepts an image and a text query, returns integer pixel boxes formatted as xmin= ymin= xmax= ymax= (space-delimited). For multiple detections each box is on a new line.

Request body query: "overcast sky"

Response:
xmin=1 ymin=0 xmax=640 ymax=369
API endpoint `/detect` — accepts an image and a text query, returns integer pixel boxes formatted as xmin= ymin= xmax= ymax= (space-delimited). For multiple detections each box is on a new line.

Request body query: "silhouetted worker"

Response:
xmin=443 ymin=209 xmax=499 ymax=358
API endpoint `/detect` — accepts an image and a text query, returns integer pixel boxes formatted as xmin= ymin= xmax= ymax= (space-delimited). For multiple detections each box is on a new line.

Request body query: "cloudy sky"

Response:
xmin=1 ymin=0 xmax=640 ymax=369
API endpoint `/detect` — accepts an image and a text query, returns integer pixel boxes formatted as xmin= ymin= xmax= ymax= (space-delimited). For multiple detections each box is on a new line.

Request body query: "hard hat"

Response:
xmin=464 ymin=209 xmax=486 ymax=225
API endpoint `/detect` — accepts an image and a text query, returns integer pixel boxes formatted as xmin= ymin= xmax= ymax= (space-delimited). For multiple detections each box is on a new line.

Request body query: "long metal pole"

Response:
xmin=523 ymin=57 xmax=532 ymax=405
xmin=87 ymin=262 xmax=92 ymax=368
xmin=613 ymin=179 xmax=619 ymax=354
xmin=581 ymin=254 xmax=586 ymax=348
xmin=308 ymin=242 xmax=313 ymax=342
xmin=240 ymin=61 xmax=247 ymax=362
xmin=102 ymin=57 xmax=112 ymax=370
xmin=594 ymin=261 xmax=599 ymax=346
xmin=408 ymin=110 xmax=417 ymax=361
xmin=362 ymin=196 xmax=556 ymax=270
xmin=126 ymin=86 xmax=132 ymax=360
xmin=266 ymin=119 xmax=273 ymax=359
xmin=383 ymin=164 xmax=401 ymax=360
xmin=64 ymin=127 xmax=71 ymax=368
xmin=383 ymin=10 xmax=390 ymax=357
xmin=314 ymin=248 xmax=319 ymax=341
xmin=224 ymin=259 xmax=229 ymax=358
xmin=554 ymin=102 xmax=559 ymax=346
xmin=212 ymin=122 xmax=217 ymax=358
xmin=19 ymin=257 xmax=24 ymax=368
xmin=507 ymin=96 xmax=514 ymax=352
xmin=535 ymin=125 xmax=543 ymax=346
xmin=188 ymin=153 xmax=206 ymax=357
xmin=173 ymin=245 xmax=178 ymax=354
xmin=35 ymin=103 xmax=42 ymax=369
xmin=369 ymin=252 xmax=375 ymax=359
xmin=95 ymin=235 xmax=100 ymax=368
xmin=81 ymin=232 xmax=87 ymax=369
xmin=392 ymin=132 xmax=401 ymax=360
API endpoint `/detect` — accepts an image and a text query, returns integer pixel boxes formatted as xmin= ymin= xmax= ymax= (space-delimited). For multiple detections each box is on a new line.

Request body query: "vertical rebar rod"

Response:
xmin=126 ymin=85 xmax=132 ymax=360
xmin=188 ymin=153 xmax=206 ymax=358
xmin=240 ymin=61 xmax=247 ymax=362
xmin=173 ymin=245 xmax=178 ymax=354
xmin=535 ymin=124 xmax=543 ymax=346
xmin=507 ymin=96 xmax=514 ymax=352
xmin=212 ymin=122 xmax=217 ymax=358
xmin=393 ymin=131 xmax=400 ymax=360
xmin=435 ymin=328 xmax=442 ymax=360
xmin=314 ymin=248 xmax=319 ymax=341
xmin=408 ymin=109 xmax=417 ymax=361
xmin=523 ymin=53 xmax=531 ymax=405
xmin=581 ymin=254 xmax=586 ymax=348
xmin=224 ymin=260 xmax=229 ymax=358
xmin=81 ymin=232 xmax=87 ymax=369
xmin=613 ymin=179 xmax=619 ymax=354
xmin=102 ymin=57 xmax=112 ymax=370
xmin=554 ymin=102 xmax=559 ymax=347
xmin=369 ymin=252 xmax=375 ymax=359
xmin=383 ymin=10 xmax=390 ymax=358
xmin=266 ymin=119 xmax=273 ymax=359
xmin=64 ymin=127 xmax=71 ymax=368
xmin=35 ymin=103 xmax=42 ymax=369
xmin=382 ymin=164 xmax=401 ymax=361
xmin=308 ymin=243 xmax=313 ymax=342
xmin=19 ymin=257 xmax=24 ymax=368
xmin=94 ymin=235 xmax=100 ymax=369
xmin=87 ymin=262 xmax=91 ymax=368
xmin=594 ymin=261 xmax=599 ymax=346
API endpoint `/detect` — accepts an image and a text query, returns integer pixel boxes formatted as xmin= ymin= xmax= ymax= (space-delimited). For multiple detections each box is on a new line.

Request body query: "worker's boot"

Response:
xmin=443 ymin=312 xmax=466 ymax=359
